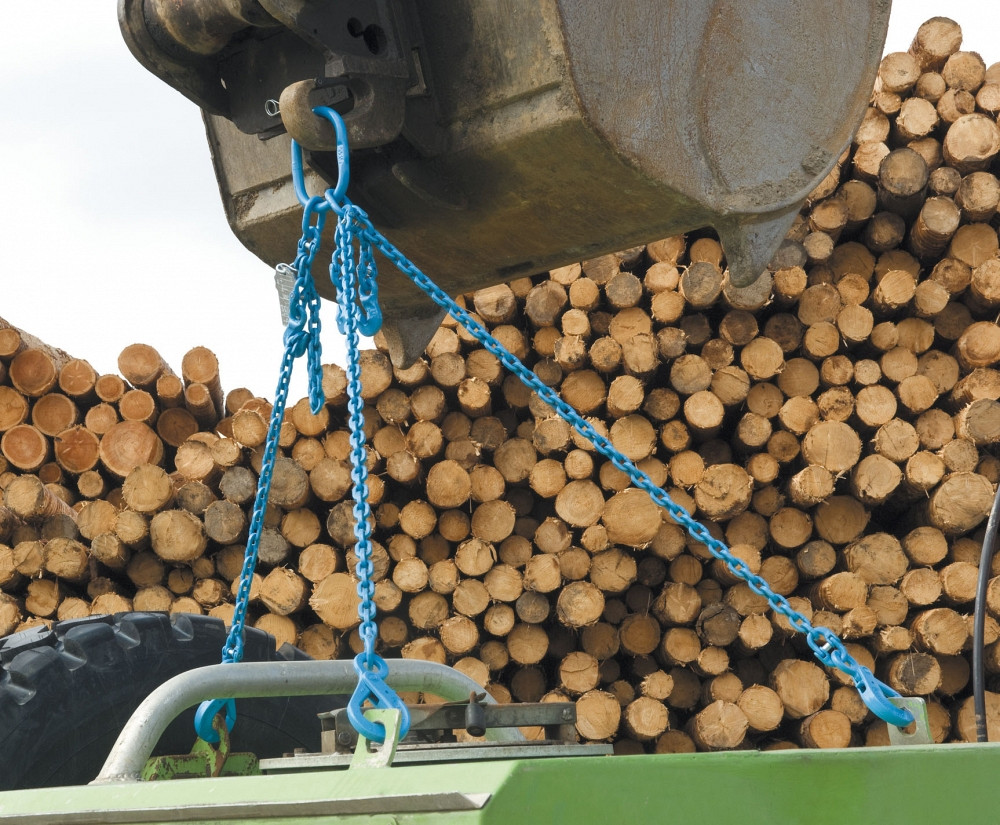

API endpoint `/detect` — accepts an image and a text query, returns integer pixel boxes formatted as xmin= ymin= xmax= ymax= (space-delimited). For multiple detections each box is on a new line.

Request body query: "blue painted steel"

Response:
xmin=193 ymin=698 xmax=237 ymax=744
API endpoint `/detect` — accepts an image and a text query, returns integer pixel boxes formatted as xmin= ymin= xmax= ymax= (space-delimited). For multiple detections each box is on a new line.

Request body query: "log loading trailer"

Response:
xmin=2 ymin=2 xmax=1000 ymax=823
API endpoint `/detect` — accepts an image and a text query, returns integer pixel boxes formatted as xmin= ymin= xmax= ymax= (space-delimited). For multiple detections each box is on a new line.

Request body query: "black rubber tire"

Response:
xmin=0 ymin=612 xmax=337 ymax=790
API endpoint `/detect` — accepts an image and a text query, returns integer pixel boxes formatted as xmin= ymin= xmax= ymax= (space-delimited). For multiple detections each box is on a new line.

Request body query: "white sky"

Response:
xmin=1 ymin=3 xmax=997 ymax=403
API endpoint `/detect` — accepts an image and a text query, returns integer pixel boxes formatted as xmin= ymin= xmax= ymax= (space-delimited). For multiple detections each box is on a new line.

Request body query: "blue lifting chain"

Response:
xmin=199 ymin=104 xmax=914 ymax=743
xmin=195 ymin=107 xmax=408 ymax=745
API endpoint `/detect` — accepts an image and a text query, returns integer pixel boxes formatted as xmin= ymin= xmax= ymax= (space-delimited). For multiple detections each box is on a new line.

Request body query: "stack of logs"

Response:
xmin=2 ymin=17 xmax=1000 ymax=752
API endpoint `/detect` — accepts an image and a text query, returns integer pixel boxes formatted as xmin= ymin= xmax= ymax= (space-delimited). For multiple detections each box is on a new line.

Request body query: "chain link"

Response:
xmin=332 ymin=202 xmax=411 ymax=744
xmin=222 ymin=198 xmax=327 ymax=664
xmin=334 ymin=205 xmax=380 ymax=667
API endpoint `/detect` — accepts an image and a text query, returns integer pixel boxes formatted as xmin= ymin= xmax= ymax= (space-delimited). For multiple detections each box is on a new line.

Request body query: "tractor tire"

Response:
xmin=0 ymin=612 xmax=338 ymax=790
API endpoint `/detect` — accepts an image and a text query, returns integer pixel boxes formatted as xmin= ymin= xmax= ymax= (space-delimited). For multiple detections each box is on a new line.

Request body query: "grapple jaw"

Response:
xmin=121 ymin=0 xmax=890 ymax=364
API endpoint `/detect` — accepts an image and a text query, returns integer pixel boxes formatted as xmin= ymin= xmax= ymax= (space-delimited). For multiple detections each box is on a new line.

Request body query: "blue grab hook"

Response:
xmin=194 ymin=698 xmax=237 ymax=744
xmin=854 ymin=666 xmax=914 ymax=730
xmin=347 ymin=653 xmax=412 ymax=745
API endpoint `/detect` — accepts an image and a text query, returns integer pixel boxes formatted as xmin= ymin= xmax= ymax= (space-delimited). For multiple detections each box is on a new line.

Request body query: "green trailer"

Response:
xmin=6 ymin=745 xmax=1000 ymax=825
xmin=1 ymin=656 xmax=997 ymax=825
xmin=3 ymin=4 xmax=996 ymax=823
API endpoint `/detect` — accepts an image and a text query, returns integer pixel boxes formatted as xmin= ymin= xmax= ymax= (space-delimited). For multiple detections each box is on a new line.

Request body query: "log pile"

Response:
xmin=1 ymin=17 xmax=1000 ymax=751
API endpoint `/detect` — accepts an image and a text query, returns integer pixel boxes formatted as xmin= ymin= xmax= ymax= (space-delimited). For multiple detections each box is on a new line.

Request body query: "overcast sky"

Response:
xmin=2 ymin=3 xmax=996 ymax=403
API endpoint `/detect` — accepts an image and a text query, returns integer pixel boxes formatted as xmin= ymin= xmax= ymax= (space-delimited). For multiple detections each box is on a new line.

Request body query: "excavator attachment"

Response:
xmin=120 ymin=0 xmax=890 ymax=364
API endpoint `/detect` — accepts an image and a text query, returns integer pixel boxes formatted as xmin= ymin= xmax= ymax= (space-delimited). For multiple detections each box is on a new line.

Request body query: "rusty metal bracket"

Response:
xmin=141 ymin=712 xmax=259 ymax=781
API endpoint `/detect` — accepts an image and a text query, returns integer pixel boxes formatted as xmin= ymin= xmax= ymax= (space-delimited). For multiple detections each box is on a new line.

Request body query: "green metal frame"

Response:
xmin=2 ymin=744 xmax=998 ymax=825
xmin=142 ymin=713 xmax=259 ymax=781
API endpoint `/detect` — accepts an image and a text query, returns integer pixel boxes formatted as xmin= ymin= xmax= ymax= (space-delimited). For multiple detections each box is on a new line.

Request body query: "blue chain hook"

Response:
xmin=348 ymin=653 xmax=412 ymax=743
xmin=194 ymin=698 xmax=237 ymax=744
xmin=854 ymin=667 xmax=911 ymax=728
